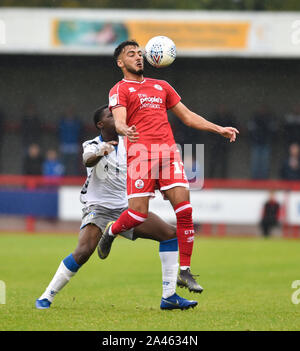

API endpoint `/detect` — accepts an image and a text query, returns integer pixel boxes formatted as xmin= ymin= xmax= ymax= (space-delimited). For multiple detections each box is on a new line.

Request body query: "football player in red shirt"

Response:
xmin=98 ymin=40 xmax=239 ymax=293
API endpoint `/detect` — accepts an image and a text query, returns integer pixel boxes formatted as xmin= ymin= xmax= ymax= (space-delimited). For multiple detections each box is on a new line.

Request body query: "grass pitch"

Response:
xmin=0 ymin=233 xmax=299 ymax=331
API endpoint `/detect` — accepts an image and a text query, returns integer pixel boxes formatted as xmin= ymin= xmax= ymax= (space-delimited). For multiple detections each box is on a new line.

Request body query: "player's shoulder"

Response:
xmin=110 ymin=79 xmax=128 ymax=91
xmin=145 ymin=77 xmax=165 ymax=84
xmin=145 ymin=77 xmax=173 ymax=88
xmin=109 ymin=80 xmax=127 ymax=95
xmin=82 ymin=136 xmax=101 ymax=148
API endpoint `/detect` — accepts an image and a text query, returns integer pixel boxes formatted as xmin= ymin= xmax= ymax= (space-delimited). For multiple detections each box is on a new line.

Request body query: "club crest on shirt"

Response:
xmin=154 ymin=84 xmax=163 ymax=91
xmin=135 ymin=179 xmax=144 ymax=189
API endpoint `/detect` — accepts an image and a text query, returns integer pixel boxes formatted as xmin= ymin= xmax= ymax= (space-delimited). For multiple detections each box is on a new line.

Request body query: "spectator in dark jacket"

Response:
xmin=23 ymin=143 xmax=44 ymax=175
xmin=282 ymin=104 xmax=300 ymax=146
xmin=260 ymin=191 xmax=280 ymax=238
xmin=280 ymin=143 xmax=300 ymax=180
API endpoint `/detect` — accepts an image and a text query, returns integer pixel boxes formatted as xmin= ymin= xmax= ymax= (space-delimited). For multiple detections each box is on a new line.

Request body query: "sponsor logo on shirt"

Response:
xmin=138 ymin=94 xmax=163 ymax=109
xmin=154 ymin=84 xmax=163 ymax=91
xmin=128 ymin=87 xmax=136 ymax=93
xmin=139 ymin=96 xmax=162 ymax=104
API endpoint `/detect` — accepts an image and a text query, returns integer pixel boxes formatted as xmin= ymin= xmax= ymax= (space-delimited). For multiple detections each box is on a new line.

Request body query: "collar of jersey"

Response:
xmin=122 ymin=78 xmax=146 ymax=84
xmin=99 ymin=134 xmax=118 ymax=155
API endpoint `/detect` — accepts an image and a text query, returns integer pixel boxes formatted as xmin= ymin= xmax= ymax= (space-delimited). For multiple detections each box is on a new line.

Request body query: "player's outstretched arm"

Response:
xmin=112 ymin=107 xmax=139 ymax=142
xmin=171 ymin=102 xmax=239 ymax=143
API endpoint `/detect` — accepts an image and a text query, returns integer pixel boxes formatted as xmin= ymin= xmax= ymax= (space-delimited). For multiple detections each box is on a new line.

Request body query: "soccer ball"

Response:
xmin=144 ymin=36 xmax=176 ymax=68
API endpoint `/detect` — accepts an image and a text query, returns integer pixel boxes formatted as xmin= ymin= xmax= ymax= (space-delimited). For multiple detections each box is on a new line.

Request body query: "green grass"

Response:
xmin=0 ymin=233 xmax=300 ymax=331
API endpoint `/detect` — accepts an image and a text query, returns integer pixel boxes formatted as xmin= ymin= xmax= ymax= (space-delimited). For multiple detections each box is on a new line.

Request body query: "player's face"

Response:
xmin=118 ymin=45 xmax=144 ymax=76
xmin=98 ymin=108 xmax=116 ymax=132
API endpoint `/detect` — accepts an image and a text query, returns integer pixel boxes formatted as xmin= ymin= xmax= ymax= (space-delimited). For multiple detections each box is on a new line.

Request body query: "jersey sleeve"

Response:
xmin=109 ymin=83 xmax=128 ymax=111
xmin=163 ymin=81 xmax=181 ymax=110
xmin=82 ymin=139 xmax=100 ymax=156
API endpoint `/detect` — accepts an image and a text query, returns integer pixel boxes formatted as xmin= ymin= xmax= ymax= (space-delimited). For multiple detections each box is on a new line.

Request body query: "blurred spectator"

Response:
xmin=282 ymin=104 xmax=300 ymax=146
xmin=208 ymin=105 xmax=237 ymax=178
xmin=260 ymin=191 xmax=280 ymax=238
xmin=58 ymin=107 xmax=82 ymax=176
xmin=247 ymin=105 xmax=277 ymax=179
xmin=43 ymin=149 xmax=64 ymax=177
xmin=23 ymin=143 xmax=44 ymax=175
xmin=279 ymin=143 xmax=300 ymax=180
xmin=21 ymin=103 xmax=42 ymax=149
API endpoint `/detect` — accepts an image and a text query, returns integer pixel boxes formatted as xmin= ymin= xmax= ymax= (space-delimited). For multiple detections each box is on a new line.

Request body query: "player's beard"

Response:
xmin=126 ymin=65 xmax=144 ymax=76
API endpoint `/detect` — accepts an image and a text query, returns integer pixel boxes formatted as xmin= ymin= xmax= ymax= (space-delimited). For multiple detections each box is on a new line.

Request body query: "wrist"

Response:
xmin=215 ymin=125 xmax=224 ymax=134
xmin=95 ymin=143 xmax=107 ymax=157
xmin=116 ymin=122 xmax=129 ymax=136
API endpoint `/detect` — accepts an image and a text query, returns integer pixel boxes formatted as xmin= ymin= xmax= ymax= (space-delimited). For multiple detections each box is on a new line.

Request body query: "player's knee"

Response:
xmin=129 ymin=206 xmax=148 ymax=217
xmin=165 ymin=224 xmax=177 ymax=240
xmin=128 ymin=197 xmax=149 ymax=216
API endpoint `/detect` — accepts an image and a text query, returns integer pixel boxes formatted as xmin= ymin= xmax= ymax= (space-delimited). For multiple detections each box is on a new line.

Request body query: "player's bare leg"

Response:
xmin=73 ymin=224 xmax=102 ymax=265
xmin=133 ymin=212 xmax=176 ymax=241
xmin=128 ymin=196 xmax=150 ymax=215
xmin=164 ymin=186 xmax=203 ymax=293
xmin=98 ymin=196 xmax=150 ymax=258
xmin=98 ymin=209 xmax=173 ymax=259
xmin=36 ymin=224 xmax=102 ymax=309
xmin=104 ymin=196 xmax=150 ymax=236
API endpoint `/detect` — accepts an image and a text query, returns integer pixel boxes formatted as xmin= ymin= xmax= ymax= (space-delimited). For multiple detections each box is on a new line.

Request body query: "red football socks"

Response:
xmin=111 ymin=209 xmax=148 ymax=235
xmin=174 ymin=201 xmax=195 ymax=267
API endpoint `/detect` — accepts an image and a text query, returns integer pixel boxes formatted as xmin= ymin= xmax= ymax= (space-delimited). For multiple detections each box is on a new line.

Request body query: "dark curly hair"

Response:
xmin=113 ymin=40 xmax=140 ymax=61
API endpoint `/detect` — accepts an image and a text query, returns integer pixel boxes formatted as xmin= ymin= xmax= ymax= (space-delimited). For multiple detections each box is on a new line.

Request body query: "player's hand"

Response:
xmin=96 ymin=141 xmax=118 ymax=156
xmin=220 ymin=127 xmax=239 ymax=143
xmin=127 ymin=125 xmax=139 ymax=143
